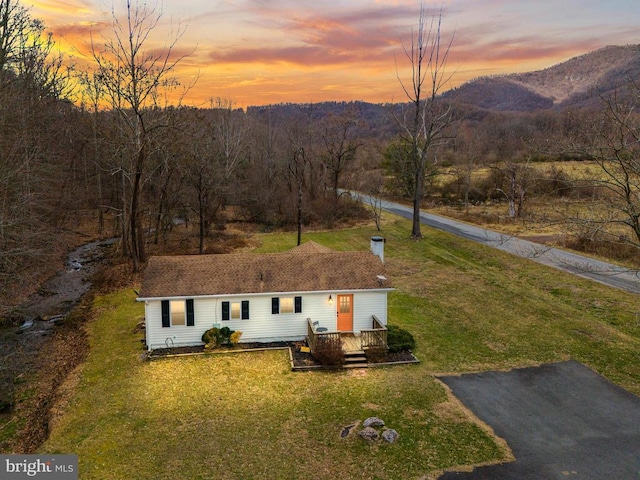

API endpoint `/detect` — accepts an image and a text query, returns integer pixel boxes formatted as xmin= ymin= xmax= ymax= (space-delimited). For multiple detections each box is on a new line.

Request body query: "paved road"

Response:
xmin=353 ymin=193 xmax=640 ymax=294
xmin=438 ymin=361 xmax=640 ymax=479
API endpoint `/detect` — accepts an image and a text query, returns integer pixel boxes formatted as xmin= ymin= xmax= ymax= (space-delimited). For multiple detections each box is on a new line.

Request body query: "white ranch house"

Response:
xmin=137 ymin=238 xmax=393 ymax=351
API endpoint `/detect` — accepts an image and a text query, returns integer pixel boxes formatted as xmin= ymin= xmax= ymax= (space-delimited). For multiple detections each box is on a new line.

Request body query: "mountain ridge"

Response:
xmin=242 ymin=46 xmax=640 ymax=132
xmin=446 ymin=44 xmax=640 ymax=112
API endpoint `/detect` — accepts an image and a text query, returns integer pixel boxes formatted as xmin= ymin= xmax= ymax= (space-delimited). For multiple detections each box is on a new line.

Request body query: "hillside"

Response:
xmin=446 ymin=45 xmax=640 ymax=112
xmin=245 ymin=46 xmax=640 ymax=125
xmin=242 ymin=46 xmax=640 ymax=134
xmin=247 ymin=100 xmax=401 ymax=139
xmin=444 ymin=76 xmax=553 ymax=112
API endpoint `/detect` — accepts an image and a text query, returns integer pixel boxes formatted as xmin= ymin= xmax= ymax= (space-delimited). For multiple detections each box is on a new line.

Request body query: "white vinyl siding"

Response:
xmin=144 ymin=290 xmax=389 ymax=350
xmin=146 ymin=301 xmax=203 ymax=349
xmin=205 ymin=296 xmax=312 ymax=342
xmin=351 ymin=291 xmax=388 ymax=331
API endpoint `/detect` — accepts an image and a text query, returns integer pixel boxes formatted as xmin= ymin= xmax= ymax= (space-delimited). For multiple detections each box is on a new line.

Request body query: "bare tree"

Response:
xmin=0 ymin=0 xmax=79 ymax=312
xmin=183 ymin=137 xmax=216 ymax=254
xmin=450 ymin=120 xmax=484 ymax=206
xmin=289 ymin=145 xmax=308 ymax=246
xmin=0 ymin=0 xmax=33 ymax=74
xmin=242 ymin=106 xmax=283 ymax=225
xmin=563 ymin=80 xmax=640 ymax=250
xmin=78 ymin=71 xmax=108 ymax=234
xmin=360 ymin=173 xmax=386 ymax=231
xmin=182 ymin=100 xmax=249 ymax=254
xmin=91 ymin=0 xmax=188 ymax=271
xmin=210 ymin=98 xmax=249 ymax=201
xmin=320 ymin=107 xmax=362 ymax=203
xmin=0 ymin=0 xmax=71 ymax=97
xmin=492 ymin=157 xmax=534 ymax=219
xmin=485 ymin=117 xmax=535 ymax=219
xmin=395 ymin=5 xmax=455 ymax=239
xmin=285 ymin=108 xmax=314 ymax=246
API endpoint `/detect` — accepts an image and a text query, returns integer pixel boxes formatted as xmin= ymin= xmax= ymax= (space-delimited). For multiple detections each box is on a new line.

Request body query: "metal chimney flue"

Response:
xmin=370 ymin=236 xmax=385 ymax=263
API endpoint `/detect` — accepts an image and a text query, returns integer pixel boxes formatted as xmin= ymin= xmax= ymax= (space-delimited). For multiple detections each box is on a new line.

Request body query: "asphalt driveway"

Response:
xmin=437 ymin=361 xmax=640 ymax=479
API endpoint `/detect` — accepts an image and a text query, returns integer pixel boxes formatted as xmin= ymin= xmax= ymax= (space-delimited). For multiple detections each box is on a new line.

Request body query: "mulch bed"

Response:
xmin=292 ymin=347 xmax=417 ymax=367
xmin=148 ymin=341 xmax=291 ymax=357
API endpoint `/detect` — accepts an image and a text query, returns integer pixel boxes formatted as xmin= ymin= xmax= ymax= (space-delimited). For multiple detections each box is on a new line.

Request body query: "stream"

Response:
xmin=0 ymin=238 xmax=115 ymax=419
xmin=16 ymin=238 xmax=116 ymax=327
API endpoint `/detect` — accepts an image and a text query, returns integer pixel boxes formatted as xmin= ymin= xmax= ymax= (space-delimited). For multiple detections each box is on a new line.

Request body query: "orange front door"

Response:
xmin=336 ymin=294 xmax=353 ymax=332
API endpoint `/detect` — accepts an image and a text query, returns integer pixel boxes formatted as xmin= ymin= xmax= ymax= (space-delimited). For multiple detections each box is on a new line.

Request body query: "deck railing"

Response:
xmin=307 ymin=318 xmax=341 ymax=353
xmin=360 ymin=315 xmax=388 ymax=350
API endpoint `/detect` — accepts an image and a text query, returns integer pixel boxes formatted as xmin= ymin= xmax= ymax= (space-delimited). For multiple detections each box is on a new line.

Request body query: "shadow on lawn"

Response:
xmin=146 ymin=341 xmax=419 ymax=370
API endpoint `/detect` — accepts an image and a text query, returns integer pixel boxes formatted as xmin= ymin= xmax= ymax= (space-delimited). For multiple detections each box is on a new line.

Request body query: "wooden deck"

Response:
xmin=306 ymin=317 xmax=387 ymax=361
xmin=340 ymin=334 xmax=363 ymax=353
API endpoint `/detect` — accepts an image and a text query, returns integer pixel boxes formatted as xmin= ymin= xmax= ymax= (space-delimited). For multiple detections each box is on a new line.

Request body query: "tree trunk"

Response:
xmin=130 ymin=170 xmax=142 ymax=272
xmin=412 ymin=167 xmax=423 ymax=238
xmin=154 ymin=194 xmax=163 ymax=246
xmin=130 ymin=141 xmax=147 ymax=271
xmin=198 ymin=188 xmax=205 ymax=255
xmin=517 ymin=187 xmax=525 ymax=219
xmin=297 ymin=181 xmax=303 ymax=246
xmin=508 ymin=169 xmax=517 ymax=219
xmin=333 ymin=168 xmax=340 ymax=203
xmin=97 ymin=165 xmax=104 ymax=236
xmin=120 ymin=169 xmax=129 ymax=257
xmin=463 ymin=169 xmax=471 ymax=206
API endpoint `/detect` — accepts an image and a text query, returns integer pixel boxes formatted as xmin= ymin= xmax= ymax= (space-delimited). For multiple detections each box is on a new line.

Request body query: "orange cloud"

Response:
xmin=208 ymin=45 xmax=375 ymax=68
xmin=33 ymin=0 xmax=95 ymax=16
xmin=30 ymin=0 xmax=640 ymax=107
xmin=53 ymin=22 xmax=108 ymax=50
xmin=204 ymin=4 xmax=410 ymax=73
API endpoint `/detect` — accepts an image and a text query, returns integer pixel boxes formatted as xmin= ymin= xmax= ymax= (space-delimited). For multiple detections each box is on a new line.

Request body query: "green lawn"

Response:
xmin=42 ymin=215 xmax=640 ymax=479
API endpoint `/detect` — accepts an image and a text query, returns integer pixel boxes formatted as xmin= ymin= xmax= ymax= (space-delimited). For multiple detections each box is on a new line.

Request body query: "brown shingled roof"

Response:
xmin=138 ymin=242 xmax=391 ymax=298
xmin=288 ymin=240 xmax=334 ymax=254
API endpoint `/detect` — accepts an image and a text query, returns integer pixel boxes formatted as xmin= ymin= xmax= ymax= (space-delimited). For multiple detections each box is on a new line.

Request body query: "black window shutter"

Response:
xmin=161 ymin=300 xmax=170 ymax=328
xmin=222 ymin=301 xmax=230 ymax=321
xmin=241 ymin=301 xmax=249 ymax=320
xmin=186 ymin=299 xmax=195 ymax=326
xmin=271 ymin=297 xmax=279 ymax=314
xmin=294 ymin=296 xmax=302 ymax=313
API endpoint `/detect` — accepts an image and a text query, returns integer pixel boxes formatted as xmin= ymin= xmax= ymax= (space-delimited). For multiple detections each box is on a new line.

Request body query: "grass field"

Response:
xmin=41 ymin=214 xmax=640 ymax=479
xmin=431 ymin=160 xmax=628 ymax=237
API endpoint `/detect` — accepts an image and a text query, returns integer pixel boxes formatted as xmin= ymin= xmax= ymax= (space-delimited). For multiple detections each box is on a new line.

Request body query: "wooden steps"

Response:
xmin=343 ymin=349 xmax=367 ymax=368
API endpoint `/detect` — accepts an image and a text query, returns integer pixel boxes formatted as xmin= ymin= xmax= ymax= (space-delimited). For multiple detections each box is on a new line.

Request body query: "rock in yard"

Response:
xmin=363 ymin=416 xmax=385 ymax=428
xmin=340 ymin=424 xmax=356 ymax=438
xmin=382 ymin=428 xmax=399 ymax=444
xmin=359 ymin=427 xmax=379 ymax=442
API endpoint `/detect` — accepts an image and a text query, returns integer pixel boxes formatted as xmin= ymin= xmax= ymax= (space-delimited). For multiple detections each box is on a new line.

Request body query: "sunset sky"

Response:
xmin=31 ymin=0 xmax=640 ymax=107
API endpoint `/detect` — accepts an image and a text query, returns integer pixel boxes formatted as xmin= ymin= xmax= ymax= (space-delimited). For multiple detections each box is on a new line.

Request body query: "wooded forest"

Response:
xmin=2 ymin=0 xmax=640 ymax=317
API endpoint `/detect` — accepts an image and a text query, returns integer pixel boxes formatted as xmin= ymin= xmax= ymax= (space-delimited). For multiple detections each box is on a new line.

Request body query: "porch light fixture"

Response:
xmin=328 ymin=295 xmax=333 ymax=304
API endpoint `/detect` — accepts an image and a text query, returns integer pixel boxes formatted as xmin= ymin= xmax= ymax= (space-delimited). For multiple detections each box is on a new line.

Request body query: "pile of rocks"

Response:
xmin=348 ymin=417 xmax=399 ymax=444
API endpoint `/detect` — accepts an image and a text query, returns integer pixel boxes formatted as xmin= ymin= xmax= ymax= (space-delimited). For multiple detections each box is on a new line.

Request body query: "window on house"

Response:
xmin=161 ymin=299 xmax=195 ymax=327
xmin=280 ymin=297 xmax=294 ymax=313
xmin=271 ymin=296 xmax=302 ymax=314
xmin=222 ymin=300 xmax=249 ymax=320
xmin=171 ymin=300 xmax=186 ymax=325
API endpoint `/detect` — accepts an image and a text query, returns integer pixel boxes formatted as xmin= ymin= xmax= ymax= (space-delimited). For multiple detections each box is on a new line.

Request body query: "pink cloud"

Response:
xmin=205 ymin=3 xmax=419 ymax=69
xmin=29 ymin=0 xmax=640 ymax=107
